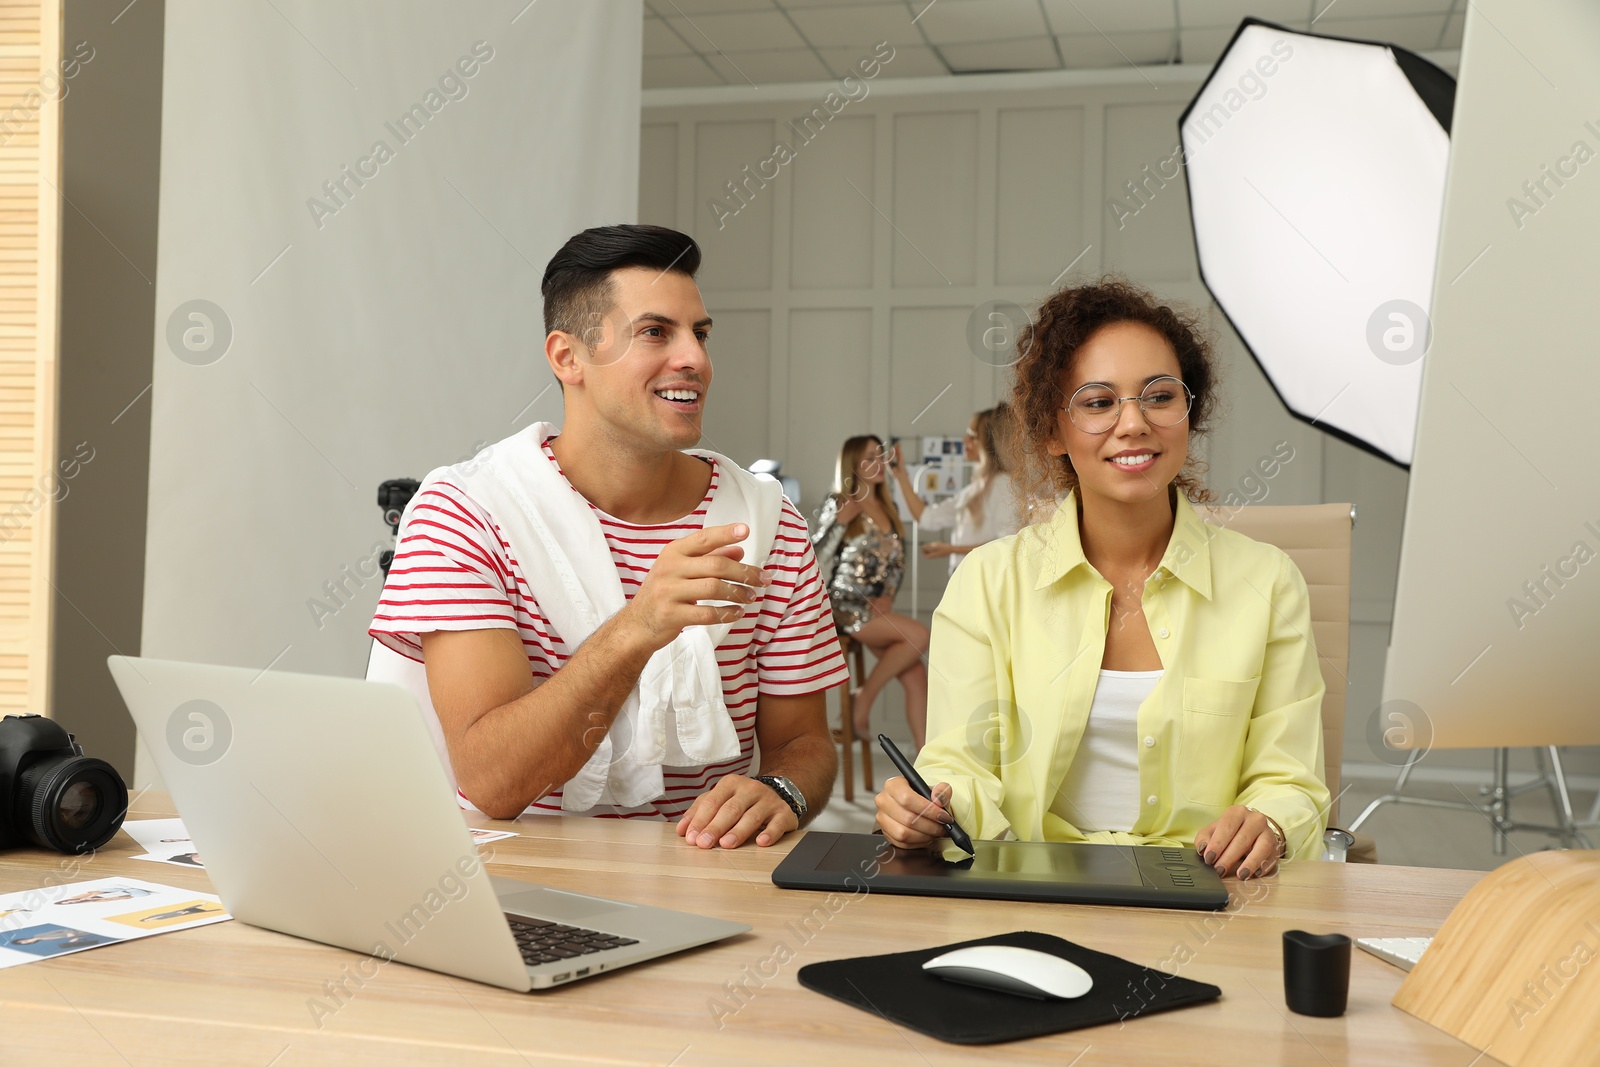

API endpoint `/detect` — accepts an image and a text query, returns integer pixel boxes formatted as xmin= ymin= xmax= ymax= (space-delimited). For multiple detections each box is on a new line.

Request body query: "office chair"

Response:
xmin=1198 ymin=501 xmax=1375 ymax=862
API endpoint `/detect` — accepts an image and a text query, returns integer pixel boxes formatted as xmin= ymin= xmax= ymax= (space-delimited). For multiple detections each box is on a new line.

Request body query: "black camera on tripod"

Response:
xmin=377 ymin=478 xmax=420 ymax=577
xmin=0 ymin=714 xmax=128 ymax=853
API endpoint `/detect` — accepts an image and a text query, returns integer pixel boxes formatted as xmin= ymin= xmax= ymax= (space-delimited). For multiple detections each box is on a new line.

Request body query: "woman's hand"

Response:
xmin=875 ymin=776 xmax=955 ymax=848
xmin=889 ymin=445 xmax=917 ymax=485
xmin=1194 ymin=806 xmax=1284 ymax=879
xmin=921 ymin=542 xmax=957 ymax=559
xmin=890 ymin=445 xmax=915 ymax=481
xmin=885 ymin=445 xmax=930 ymax=523
xmin=835 ymin=494 xmax=866 ymax=526
xmin=868 ymin=594 xmax=895 ymax=618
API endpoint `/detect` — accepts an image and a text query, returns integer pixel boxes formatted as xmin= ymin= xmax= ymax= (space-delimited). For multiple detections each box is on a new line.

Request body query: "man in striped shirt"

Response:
xmin=370 ymin=224 xmax=848 ymax=848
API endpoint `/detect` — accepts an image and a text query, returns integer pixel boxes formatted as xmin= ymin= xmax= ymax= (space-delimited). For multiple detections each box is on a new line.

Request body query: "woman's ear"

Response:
xmin=1043 ymin=425 xmax=1067 ymax=459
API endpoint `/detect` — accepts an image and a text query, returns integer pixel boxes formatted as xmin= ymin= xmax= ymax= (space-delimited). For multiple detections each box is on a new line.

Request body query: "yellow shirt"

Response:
xmin=916 ymin=490 xmax=1330 ymax=859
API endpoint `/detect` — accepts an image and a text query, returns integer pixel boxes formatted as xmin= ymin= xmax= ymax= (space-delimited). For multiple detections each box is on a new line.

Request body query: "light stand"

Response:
xmin=1348 ymin=747 xmax=1594 ymax=852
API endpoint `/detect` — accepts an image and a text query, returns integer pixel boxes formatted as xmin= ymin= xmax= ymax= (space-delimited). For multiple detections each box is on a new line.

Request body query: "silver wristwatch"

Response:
xmin=754 ymin=775 xmax=807 ymax=818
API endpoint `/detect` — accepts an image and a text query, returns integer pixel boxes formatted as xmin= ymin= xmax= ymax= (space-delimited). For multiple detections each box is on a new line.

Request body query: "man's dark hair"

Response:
xmin=540 ymin=224 xmax=702 ymax=342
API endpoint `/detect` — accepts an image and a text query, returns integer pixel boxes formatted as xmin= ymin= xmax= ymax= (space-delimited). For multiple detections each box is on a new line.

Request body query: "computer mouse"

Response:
xmin=921 ymin=945 xmax=1094 ymax=1000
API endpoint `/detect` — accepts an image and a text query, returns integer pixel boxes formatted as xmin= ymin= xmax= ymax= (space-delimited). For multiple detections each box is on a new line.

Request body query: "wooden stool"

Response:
xmin=834 ymin=633 xmax=874 ymax=802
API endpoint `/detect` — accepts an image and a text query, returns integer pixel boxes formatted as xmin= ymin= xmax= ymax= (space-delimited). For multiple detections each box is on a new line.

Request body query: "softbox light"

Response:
xmin=1180 ymin=19 xmax=1455 ymax=467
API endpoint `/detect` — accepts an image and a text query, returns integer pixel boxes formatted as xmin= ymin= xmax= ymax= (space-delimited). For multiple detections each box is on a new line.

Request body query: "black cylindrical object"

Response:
xmin=1283 ymin=929 xmax=1351 ymax=1017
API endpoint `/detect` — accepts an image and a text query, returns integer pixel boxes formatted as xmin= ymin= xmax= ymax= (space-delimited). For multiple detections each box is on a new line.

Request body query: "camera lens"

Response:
xmin=59 ymin=780 xmax=101 ymax=831
xmin=17 ymin=756 xmax=127 ymax=853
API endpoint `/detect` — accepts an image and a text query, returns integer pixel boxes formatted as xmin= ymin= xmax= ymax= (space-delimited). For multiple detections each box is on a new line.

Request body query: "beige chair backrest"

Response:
xmin=1197 ymin=502 xmax=1354 ymax=826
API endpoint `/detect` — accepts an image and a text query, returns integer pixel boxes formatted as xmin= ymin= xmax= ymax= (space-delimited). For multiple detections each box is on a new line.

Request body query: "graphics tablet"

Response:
xmin=772 ymin=832 xmax=1229 ymax=911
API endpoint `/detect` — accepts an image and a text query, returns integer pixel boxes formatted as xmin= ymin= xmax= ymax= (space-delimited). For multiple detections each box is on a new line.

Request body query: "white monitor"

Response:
xmin=1383 ymin=0 xmax=1600 ymax=748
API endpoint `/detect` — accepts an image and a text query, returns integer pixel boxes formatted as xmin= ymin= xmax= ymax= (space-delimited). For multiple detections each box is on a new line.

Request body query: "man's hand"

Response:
xmin=620 ymin=523 xmax=771 ymax=654
xmin=920 ymin=542 xmax=957 ymax=559
xmin=1194 ymin=805 xmax=1283 ymax=879
xmin=676 ymin=775 xmax=798 ymax=849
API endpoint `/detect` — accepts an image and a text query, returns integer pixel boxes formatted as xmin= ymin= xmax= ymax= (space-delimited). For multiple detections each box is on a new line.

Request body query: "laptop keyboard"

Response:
xmin=506 ymin=916 xmax=639 ymax=966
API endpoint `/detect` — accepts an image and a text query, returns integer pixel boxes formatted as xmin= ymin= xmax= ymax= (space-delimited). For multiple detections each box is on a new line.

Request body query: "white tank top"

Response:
xmin=1053 ymin=668 xmax=1163 ymax=833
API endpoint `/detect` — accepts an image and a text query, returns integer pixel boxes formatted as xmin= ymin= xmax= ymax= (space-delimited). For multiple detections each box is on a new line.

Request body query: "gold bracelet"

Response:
xmin=1246 ymin=807 xmax=1287 ymax=857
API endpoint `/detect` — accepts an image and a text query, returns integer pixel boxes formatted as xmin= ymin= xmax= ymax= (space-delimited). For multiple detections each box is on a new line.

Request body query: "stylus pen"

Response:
xmin=877 ymin=734 xmax=975 ymax=854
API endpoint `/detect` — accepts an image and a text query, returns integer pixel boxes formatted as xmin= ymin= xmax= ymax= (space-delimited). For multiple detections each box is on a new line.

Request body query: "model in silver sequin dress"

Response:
xmin=811 ymin=493 xmax=905 ymax=635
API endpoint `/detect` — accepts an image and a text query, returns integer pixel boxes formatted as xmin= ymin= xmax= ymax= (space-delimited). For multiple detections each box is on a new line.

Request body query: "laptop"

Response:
xmin=107 ymin=655 xmax=749 ymax=991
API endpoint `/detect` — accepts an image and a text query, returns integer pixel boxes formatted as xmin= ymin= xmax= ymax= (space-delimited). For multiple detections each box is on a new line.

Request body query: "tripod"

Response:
xmin=1348 ymin=745 xmax=1595 ymax=853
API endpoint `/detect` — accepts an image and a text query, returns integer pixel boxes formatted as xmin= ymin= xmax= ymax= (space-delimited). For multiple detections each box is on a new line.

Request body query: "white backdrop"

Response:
xmin=139 ymin=1 xmax=641 ymax=780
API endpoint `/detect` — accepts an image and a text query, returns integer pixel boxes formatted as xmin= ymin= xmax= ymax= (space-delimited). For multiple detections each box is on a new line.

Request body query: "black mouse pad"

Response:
xmin=797 ymin=930 xmax=1221 ymax=1045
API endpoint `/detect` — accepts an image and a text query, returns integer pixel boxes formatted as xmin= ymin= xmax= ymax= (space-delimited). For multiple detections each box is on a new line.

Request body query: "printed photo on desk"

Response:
xmin=121 ymin=816 xmax=205 ymax=868
xmin=0 ymin=877 xmax=230 ymax=970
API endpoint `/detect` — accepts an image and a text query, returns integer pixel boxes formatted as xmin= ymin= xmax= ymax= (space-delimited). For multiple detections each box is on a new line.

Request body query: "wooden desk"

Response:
xmin=0 ymin=795 xmax=1491 ymax=1067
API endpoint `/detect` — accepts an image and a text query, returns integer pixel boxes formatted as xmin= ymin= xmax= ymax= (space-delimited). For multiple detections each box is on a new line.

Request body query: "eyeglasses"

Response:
xmin=1064 ymin=376 xmax=1194 ymax=434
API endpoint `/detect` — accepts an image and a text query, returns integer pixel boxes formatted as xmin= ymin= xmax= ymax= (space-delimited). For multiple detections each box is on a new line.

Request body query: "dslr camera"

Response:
xmin=0 ymin=714 xmax=128 ymax=853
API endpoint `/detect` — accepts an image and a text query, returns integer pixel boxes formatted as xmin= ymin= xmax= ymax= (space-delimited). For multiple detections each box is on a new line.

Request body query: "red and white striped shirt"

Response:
xmin=369 ymin=441 xmax=849 ymax=819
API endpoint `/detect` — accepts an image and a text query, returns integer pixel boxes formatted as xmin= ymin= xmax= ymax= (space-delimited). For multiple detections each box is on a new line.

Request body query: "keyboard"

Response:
xmin=506 ymin=916 xmax=639 ymax=967
xmin=1356 ymin=936 xmax=1431 ymax=971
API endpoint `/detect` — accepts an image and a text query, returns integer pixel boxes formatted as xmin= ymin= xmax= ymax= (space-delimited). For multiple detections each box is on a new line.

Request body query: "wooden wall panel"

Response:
xmin=0 ymin=0 xmax=60 ymax=716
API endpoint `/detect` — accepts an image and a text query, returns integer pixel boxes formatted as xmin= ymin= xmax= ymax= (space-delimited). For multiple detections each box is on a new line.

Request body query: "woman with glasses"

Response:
xmin=813 ymin=435 xmax=930 ymax=748
xmin=875 ymin=279 xmax=1330 ymax=881
xmin=892 ymin=404 xmax=1024 ymax=575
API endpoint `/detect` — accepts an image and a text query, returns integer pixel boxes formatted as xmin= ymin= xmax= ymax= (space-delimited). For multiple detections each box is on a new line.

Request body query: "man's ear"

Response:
xmin=546 ymin=330 xmax=585 ymax=389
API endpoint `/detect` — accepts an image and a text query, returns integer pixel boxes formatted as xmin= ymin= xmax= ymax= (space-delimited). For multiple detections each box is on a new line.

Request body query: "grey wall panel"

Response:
xmin=700 ymin=309 xmax=771 ymax=468
xmin=995 ymin=106 xmax=1086 ymax=287
xmin=790 ymin=115 xmax=874 ymax=291
xmin=694 ymin=120 xmax=775 ymax=291
xmin=1201 ymin=309 xmax=1325 ymax=508
xmin=787 ymin=309 xmax=871 ymax=516
xmin=1101 ymin=102 xmax=1195 ymax=282
xmin=639 ymin=122 xmax=678 ymax=227
xmin=888 ymin=307 xmax=974 ymax=438
xmin=891 ymin=111 xmax=977 ymax=288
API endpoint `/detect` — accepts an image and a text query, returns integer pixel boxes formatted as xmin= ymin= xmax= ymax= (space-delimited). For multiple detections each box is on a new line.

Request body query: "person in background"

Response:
xmin=895 ymin=404 xmax=1024 ymax=574
xmin=812 ymin=435 xmax=929 ymax=748
xmin=875 ymin=278 xmax=1329 ymax=880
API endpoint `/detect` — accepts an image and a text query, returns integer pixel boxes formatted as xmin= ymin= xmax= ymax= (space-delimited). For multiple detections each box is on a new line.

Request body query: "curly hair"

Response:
xmin=1007 ymin=277 xmax=1220 ymax=521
